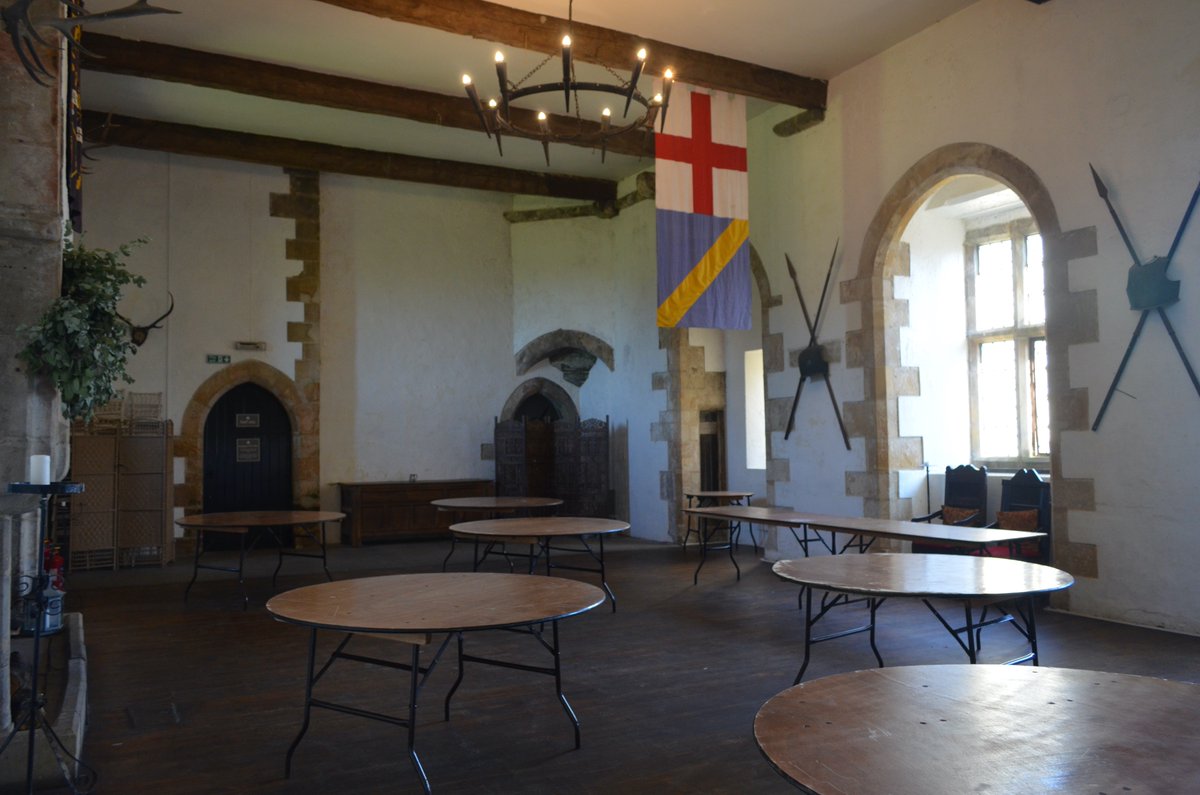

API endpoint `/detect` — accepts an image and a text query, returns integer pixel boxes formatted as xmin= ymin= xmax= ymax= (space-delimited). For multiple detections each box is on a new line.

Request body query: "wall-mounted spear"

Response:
xmin=1089 ymin=164 xmax=1200 ymax=430
xmin=783 ymin=242 xmax=850 ymax=449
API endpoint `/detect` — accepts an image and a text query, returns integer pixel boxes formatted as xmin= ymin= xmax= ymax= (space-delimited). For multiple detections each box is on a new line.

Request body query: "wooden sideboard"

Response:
xmin=338 ymin=479 xmax=493 ymax=546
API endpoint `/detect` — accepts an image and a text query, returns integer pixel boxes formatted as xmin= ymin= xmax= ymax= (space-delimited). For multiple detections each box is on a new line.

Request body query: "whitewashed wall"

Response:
xmin=735 ymin=0 xmax=1200 ymax=633
xmin=510 ymin=178 xmax=669 ymax=541
xmin=742 ymin=98 xmax=861 ymax=524
xmin=83 ymin=148 xmax=302 ymax=427
xmin=320 ymin=176 xmax=515 ymax=509
xmin=896 ymin=204 xmax=970 ymax=470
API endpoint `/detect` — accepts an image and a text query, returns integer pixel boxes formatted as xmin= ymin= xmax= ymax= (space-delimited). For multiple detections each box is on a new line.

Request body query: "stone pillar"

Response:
xmin=0 ymin=10 xmax=69 ymax=731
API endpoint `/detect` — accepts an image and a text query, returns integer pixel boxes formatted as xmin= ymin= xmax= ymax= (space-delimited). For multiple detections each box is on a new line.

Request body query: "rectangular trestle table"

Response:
xmin=682 ymin=504 xmax=1047 ymax=559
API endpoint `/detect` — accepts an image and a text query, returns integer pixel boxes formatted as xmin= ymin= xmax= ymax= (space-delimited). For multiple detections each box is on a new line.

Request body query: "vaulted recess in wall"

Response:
xmin=848 ymin=142 xmax=1099 ymax=595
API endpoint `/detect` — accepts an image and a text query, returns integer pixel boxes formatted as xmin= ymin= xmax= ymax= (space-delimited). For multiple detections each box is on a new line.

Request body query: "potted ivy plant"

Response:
xmin=18 ymin=229 xmax=147 ymax=422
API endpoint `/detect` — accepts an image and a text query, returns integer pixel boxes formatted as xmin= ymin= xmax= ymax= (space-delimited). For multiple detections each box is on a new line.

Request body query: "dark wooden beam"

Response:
xmin=81 ymin=34 xmax=652 ymax=159
xmin=773 ymin=109 xmax=826 ymax=138
xmin=316 ymin=0 xmax=827 ymax=110
xmin=81 ymin=111 xmax=618 ymax=202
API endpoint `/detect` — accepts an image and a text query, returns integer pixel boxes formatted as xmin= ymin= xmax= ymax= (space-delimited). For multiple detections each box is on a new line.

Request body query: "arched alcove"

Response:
xmin=515 ymin=330 xmax=614 ymax=386
xmin=843 ymin=142 xmax=1097 ymax=584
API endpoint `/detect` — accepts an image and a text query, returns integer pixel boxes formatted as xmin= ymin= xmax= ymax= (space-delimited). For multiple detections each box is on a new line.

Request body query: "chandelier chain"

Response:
xmin=512 ymin=52 xmax=555 ymax=89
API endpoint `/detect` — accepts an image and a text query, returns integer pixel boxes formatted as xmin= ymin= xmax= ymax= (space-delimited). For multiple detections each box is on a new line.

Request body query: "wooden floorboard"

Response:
xmin=38 ymin=538 xmax=1200 ymax=793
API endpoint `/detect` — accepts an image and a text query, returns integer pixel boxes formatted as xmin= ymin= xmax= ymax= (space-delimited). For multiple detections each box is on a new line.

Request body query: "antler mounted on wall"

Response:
xmin=118 ymin=291 xmax=174 ymax=347
xmin=2 ymin=0 xmax=179 ymax=85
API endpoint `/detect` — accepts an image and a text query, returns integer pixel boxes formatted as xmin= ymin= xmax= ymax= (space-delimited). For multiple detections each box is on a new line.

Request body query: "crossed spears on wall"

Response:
xmin=783 ymin=242 xmax=851 ymax=450
xmin=1089 ymin=164 xmax=1200 ymax=431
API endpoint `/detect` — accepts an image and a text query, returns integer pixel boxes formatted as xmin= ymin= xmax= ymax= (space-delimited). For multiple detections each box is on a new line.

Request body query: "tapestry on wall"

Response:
xmin=654 ymin=82 xmax=750 ymax=330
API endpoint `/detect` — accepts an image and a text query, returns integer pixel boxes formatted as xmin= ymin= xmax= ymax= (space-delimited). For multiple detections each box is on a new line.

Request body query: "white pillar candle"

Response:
xmin=30 ymin=455 xmax=50 ymax=486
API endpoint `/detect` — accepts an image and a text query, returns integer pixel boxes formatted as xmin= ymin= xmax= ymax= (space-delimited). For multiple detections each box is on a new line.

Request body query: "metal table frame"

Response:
xmin=683 ymin=491 xmax=755 ymax=584
xmin=465 ymin=531 xmax=618 ymax=611
xmin=773 ymin=553 xmax=1073 ymax=683
xmin=269 ymin=574 xmax=602 ymax=794
xmin=179 ymin=512 xmax=341 ymax=609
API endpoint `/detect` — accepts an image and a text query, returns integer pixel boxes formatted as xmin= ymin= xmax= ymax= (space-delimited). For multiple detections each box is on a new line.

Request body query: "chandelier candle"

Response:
xmin=459 ymin=3 xmax=674 ymax=166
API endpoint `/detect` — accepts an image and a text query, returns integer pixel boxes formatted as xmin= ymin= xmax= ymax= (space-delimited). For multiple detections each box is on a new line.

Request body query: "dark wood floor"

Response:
xmin=46 ymin=537 xmax=1200 ymax=794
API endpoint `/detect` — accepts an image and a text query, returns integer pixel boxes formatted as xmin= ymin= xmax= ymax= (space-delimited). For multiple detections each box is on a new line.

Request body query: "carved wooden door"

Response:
xmin=525 ymin=419 xmax=554 ymax=498
xmin=494 ymin=418 xmax=527 ymax=497
xmin=577 ymin=417 xmax=610 ymax=517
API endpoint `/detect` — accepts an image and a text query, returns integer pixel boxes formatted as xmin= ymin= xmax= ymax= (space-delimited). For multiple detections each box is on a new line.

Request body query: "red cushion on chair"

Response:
xmin=940 ymin=505 xmax=979 ymax=526
xmin=996 ymin=509 xmax=1040 ymax=532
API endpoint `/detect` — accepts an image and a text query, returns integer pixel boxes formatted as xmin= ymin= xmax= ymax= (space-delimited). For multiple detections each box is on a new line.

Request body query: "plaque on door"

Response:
xmin=236 ymin=438 xmax=261 ymax=463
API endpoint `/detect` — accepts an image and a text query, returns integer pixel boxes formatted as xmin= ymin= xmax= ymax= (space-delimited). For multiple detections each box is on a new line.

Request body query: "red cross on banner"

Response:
xmin=655 ymin=83 xmax=750 ymax=329
xmin=656 ymin=93 xmax=747 ymax=215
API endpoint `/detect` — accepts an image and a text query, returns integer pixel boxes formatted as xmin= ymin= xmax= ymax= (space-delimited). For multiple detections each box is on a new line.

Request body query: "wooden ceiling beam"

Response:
xmin=316 ymin=0 xmax=827 ymax=109
xmin=81 ymin=34 xmax=653 ymax=159
xmin=81 ymin=111 xmax=618 ymax=202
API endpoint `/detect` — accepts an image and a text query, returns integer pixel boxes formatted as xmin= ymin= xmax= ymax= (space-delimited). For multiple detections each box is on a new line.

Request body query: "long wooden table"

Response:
xmin=682 ymin=490 xmax=755 ymax=582
xmin=267 ymin=572 xmax=604 ymax=794
xmin=755 ymin=664 xmax=1200 ymax=794
xmin=683 ymin=504 xmax=1046 ymax=556
xmin=449 ymin=516 xmax=629 ymax=611
xmin=175 ymin=510 xmax=344 ymax=608
xmin=773 ymin=553 xmax=1074 ymax=682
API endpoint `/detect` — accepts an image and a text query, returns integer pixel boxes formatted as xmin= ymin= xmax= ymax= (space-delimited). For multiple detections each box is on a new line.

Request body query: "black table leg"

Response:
xmin=964 ymin=602 xmax=979 ymax=664
xmin=1025 ymin=595 xmax=1039 ymax=665
xmin=550 ymin=620 xmax=581 ymax=749
xmin=184 ymin=528 xmax=203 ymax=604
xmin=272 ymin=522 xmax=334 ymax=590
xmin=407 ymin=643 xmax=431 ymax=794
xmin=445 ymin=624 xmax=583 ymax=750
xmin=794 ymin=586 xmax=814 ymax=684
xmin=285 ymin=629 xmax=318 ymax=778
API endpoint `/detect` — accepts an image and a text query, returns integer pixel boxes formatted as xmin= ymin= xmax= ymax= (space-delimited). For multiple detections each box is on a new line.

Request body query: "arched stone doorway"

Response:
xmin=177 ymin=361 xmax=318 ymax=526
xmin=498 ymin=377 xmax=579 ymax=424
xmin=843 ymin=142 xmax=1098 ymax=588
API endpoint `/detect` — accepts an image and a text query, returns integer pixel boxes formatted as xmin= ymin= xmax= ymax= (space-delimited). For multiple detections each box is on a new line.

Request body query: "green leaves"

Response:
xmin=18 ymin=229 xmax=149 ymax=422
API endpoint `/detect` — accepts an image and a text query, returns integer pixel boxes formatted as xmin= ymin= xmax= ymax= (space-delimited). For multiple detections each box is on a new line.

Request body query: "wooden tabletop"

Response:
xmin=449 ymin=516 xmax=630 ymax=539
xmin=175 ymin=510 xmax=345 ymax=529
xmin=266 ymin=572 xmax=605 ymax=633
xmin=772 ymin=553 xmax=1073 ymax=599
xmin=684 ymin=505 xmax=1045 ymax=547
xmin=431 ymin=496 xmax=563 ymax=511
xmin=755 ymin=664 xmax=1200 ymax=794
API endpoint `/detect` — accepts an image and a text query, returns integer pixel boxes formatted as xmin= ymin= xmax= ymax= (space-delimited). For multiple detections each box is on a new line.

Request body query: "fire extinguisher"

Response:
xmin=41 ymin=541 xmax=65 ymax=634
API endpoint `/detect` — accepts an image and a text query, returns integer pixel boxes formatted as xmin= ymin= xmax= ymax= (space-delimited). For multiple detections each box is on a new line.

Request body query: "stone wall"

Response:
xmin=0 ymin=24 xmax=68 ymax=732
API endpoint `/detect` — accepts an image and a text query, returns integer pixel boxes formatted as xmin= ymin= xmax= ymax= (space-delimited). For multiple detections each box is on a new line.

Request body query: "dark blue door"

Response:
xmin=203 ymin=382 xmax=292 ymax=547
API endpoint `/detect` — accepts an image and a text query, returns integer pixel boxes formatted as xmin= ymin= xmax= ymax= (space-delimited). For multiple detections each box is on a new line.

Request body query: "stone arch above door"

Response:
xmin=498 ymin=378 xmax=579 ymax=424
xmin=841 ymin=141 xmax=1098 ymax=584
xmin=176 ymin=360 xmax=318 ymax=514
xmin=516 ymin=330 xmax=614 ymax=387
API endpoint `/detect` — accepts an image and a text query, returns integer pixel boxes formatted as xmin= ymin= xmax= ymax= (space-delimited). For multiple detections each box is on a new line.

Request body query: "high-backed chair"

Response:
xmin=989 ymin=468 xmax=1051 ymax=562
xmin=911 ymin=464 xmax=988 ymax=554
xmin=914 ymin=464 xmax=988 ymax=526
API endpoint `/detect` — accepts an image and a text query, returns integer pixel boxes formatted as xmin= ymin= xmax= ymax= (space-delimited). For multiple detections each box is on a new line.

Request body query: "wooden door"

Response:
xmin=525 ymin=420 xmax=554 ymax=498
xmin=577 ymin=417 xmax=611 ymax=517
xmin=203 ymin=383 xmax=292 ymax=546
